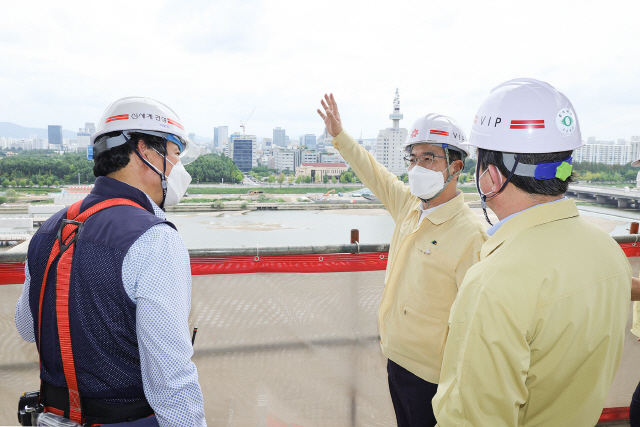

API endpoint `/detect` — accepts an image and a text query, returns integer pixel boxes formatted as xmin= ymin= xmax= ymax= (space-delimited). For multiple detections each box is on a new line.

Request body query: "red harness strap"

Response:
xmin=37 ymin=198 xmax=146 ymax=423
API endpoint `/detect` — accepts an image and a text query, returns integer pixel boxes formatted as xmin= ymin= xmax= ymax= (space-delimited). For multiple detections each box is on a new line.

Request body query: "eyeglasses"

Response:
xmin=404 ymin=153 xmax=447 ymax=168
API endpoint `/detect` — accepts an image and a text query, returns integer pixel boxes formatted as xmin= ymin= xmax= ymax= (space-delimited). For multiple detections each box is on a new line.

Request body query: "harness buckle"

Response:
xmin=57 ymin=219 xmax=84 ymax=253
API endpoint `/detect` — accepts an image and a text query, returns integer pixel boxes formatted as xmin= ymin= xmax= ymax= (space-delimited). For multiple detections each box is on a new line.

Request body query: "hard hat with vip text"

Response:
xmin=466 ymin=78 xmax=583 ymax=153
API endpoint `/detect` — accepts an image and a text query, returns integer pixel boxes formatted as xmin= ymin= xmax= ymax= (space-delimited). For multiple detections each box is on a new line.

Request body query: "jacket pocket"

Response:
xmin=388 ymin=304 xmax=450 ymax=372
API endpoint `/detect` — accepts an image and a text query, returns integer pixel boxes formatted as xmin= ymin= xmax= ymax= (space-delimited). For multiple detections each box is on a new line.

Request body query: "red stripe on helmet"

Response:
xmin=430 ymin=130 xmax=450 ymax=136
xmin=168 ymin=118 xmax=184 ymax=130
xmin=105 ymin=114 xmax=129 ymax=123
xmin=511 ymin=120 xmax=544 ymax=124
xmin=510 ymin=120 xmax=545 ymax=129
xmin=511 ymin=125 xmax=545 ymax=129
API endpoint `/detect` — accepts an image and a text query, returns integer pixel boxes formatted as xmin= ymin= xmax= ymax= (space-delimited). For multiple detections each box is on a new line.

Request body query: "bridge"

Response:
xmin=0 ymin=234 xmax=28 ymax=246
xmin=567 ymin=185 xmax=640 ymax=209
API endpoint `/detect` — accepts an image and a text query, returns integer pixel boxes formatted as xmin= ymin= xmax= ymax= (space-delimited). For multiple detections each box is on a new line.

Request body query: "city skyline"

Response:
xmin=0 ymin=1 xmax=638 ymax=143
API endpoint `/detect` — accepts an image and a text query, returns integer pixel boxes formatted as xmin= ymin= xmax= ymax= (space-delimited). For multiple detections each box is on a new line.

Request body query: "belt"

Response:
xmin=41 ymin=381 xmax=154 ymax=425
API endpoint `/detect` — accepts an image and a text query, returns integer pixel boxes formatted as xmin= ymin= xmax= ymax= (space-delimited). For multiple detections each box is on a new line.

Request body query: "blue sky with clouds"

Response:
xmin=1 ymin=0 xmax=638 ymax=142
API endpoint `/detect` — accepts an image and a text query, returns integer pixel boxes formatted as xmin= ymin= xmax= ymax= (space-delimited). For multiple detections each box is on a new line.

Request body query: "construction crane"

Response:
xmin=240 ymin=107 xmax=257 ymax=135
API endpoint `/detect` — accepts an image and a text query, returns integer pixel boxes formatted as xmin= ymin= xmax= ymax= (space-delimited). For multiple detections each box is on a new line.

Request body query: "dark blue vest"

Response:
xmin=27 ymin=177 xmax=175 ymax=401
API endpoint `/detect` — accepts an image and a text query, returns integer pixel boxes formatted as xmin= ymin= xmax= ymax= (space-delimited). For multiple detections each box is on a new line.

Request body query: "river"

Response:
xmin=164 ymin=203 xmax=639 ymax=249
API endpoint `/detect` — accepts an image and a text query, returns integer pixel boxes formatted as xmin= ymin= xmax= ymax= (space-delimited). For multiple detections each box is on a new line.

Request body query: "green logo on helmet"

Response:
xmin=556 ymin=108 xmax=576 ymax=135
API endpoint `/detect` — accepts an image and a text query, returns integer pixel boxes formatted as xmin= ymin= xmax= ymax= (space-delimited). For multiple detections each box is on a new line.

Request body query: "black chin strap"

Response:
xmin=125 ymin=133 xmax=169 ymax=211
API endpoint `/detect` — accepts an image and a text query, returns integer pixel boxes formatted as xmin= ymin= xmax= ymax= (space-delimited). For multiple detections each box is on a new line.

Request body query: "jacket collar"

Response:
xmin=85 ymin=176 xmax=156 ymax=214
xmin=412 ymin=191 xmax=466 ymax=226
xmin=480 ymin=198 xmax=579 ymax=260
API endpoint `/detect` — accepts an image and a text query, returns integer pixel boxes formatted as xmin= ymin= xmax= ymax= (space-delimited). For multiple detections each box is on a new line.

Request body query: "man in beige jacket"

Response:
xmin=433 ymin=78 xmax=631 ymax=426
xmin=318 ymin=94 xmax=488 ymax=427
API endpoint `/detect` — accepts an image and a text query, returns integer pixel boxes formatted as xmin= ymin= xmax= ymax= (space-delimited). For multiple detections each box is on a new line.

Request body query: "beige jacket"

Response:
xmin=433 ymin=199 xmax=631 ymax=426
xmin=331 ymin=130 xmax=488 ymax=383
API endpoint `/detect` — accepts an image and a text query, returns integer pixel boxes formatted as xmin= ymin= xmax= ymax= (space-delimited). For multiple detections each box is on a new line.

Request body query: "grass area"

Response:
xmin=182 ymin=198 xmax=217 ymax=203
xmin=187 ymin=186 xmax=364 ymax=195
xmin=29 ymin=199 xmax=55 ymax=204
xmin=10 ymin=187 xmax=62 ymax=194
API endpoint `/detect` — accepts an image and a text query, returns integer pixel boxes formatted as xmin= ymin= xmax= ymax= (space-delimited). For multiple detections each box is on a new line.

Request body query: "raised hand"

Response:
xmin=317 ymin=93 xmax=343 ymax=137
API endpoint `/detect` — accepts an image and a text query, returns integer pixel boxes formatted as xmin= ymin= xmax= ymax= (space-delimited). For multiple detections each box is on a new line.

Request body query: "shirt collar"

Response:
xmin=481 ymin=198 xmax=578 ymax=260
xmin=413 ymin=191 xmax=466 ymax=226
xmin=145 ymin=194 xmax=166 ymax=220
xmin=486 ymin=197 xmax=567 ymax=236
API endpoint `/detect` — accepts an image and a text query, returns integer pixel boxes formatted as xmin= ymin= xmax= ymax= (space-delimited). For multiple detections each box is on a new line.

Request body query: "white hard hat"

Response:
xmin=465 ymin=78 xmax=583 ymax=153
xmin=90 ymin=96 xmax=200 ymax=165
xmin=401 ymin=113 xmax=470 ymax=158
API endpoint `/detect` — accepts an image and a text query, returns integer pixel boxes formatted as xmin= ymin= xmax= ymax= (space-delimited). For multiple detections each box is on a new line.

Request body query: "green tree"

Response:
xmin=295 ymin=175 xmax=302 ymax=184
xmin=5 ymin=189 xmax=18 ymax=202
xmin=184 ymin=153 xmax=243 ymax=183
xmin=277 ymin=172 xmax=285 ymax=187
xmin=212 ymin=199 xmax=224 ymax=210
xmin=240 ymin=202 xmax=248 ymax=209
xmin=340 ymin=171 xmax=353 ymax=183
xmin=267 ymin=174 xmax=276 ymax=183
xmin=323 ymin=174 xmax=329 ymax=184
xmin=331 ymin=176 xmax=337 ymax=184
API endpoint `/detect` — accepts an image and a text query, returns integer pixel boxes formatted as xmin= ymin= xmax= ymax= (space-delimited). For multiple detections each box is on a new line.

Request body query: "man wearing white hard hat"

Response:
xmin=432 ymin=79 xmax=631 ymax=426
xmin=318 ymin=94 xmax=488 ymax=427
xmin=15 ymin=97 xmax=206 ymax=426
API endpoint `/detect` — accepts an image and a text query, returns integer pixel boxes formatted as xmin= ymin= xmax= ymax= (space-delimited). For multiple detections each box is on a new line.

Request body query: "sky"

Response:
xmin=1 ymin=0 xmax=639 ymax=142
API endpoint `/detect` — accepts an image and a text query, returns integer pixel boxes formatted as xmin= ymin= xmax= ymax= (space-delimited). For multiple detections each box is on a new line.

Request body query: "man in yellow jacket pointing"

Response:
xmin=433 ymin=78 xmax=631 ymax=426
xmin=318 ymin=94 xmax=488 ymax=427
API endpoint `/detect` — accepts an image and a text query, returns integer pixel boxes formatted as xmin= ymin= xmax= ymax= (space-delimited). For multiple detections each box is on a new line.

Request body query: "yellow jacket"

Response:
xmin=433 ymin=199 xmax=631 ymax=427
xmin=331 ymin=130 xmax=488 ymax=383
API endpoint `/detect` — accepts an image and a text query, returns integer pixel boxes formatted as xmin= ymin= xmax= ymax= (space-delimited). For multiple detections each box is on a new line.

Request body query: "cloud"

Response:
xmin=0 ymin=0 xmax=638 ymax=141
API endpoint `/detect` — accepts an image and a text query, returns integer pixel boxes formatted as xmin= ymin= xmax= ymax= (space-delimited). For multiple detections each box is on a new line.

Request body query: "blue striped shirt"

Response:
xmin=15 ymin=195 xmax=206 ymax=427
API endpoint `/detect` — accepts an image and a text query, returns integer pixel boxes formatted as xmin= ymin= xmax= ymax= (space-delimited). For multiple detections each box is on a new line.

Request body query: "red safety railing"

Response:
xmin=1 ymin=244 xmax=636 ymax=424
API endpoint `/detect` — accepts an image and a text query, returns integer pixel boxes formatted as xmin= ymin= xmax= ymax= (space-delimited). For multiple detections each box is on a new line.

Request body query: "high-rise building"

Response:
xmin=573 ymin=138 xmax=633 ymax=165
xmin=302 ymin=134 xmax=317 ymax=150
xmin=273 ymin=147 xmax=297 ymax=173
xmin=262 ymin=137 xmax=272 ymax=150
xmin=48 ymin=125 xmax=63 ymax=150
xmin=85 ymin=123 xmax=96 ymax=135
xmin=273 ymin=127 xmax=286 ymax=147
xmin=217 ymin=126 xmax=229 ymax=149
xmin=214 ymin=127 xmax=219 ymax=147
xmin=229 ymin=134 xmax=257 ymax=172
xmin=188 ymin=132 xmax=196 ymax=142
xmin=316 ymin=128 xmax=331 ymax=153
xmin=77 ymin=128 xmax=91 ymax=151
xmin=375 ymin=89 xmax=407 ymax=176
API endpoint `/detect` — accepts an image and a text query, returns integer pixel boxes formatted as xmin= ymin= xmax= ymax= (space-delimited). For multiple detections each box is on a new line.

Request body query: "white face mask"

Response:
xmin=408 ymin=165 xmax=446 ymax=200
xmin=150 ymin=148 xmax=193 ymax=206
xmin=164 ymin=162 xmax=192 ymax=206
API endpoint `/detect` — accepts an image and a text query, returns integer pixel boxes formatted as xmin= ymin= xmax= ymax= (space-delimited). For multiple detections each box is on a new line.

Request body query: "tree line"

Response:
xmin=0 ymin=151 xmax=243 ymax=186
xmin=0 ymin=149 xmax=636 ymax=188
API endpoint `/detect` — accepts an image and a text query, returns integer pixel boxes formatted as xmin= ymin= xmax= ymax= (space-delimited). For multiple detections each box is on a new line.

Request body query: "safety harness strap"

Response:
xmin=37 ymin=198 xmax=147 ymax=424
